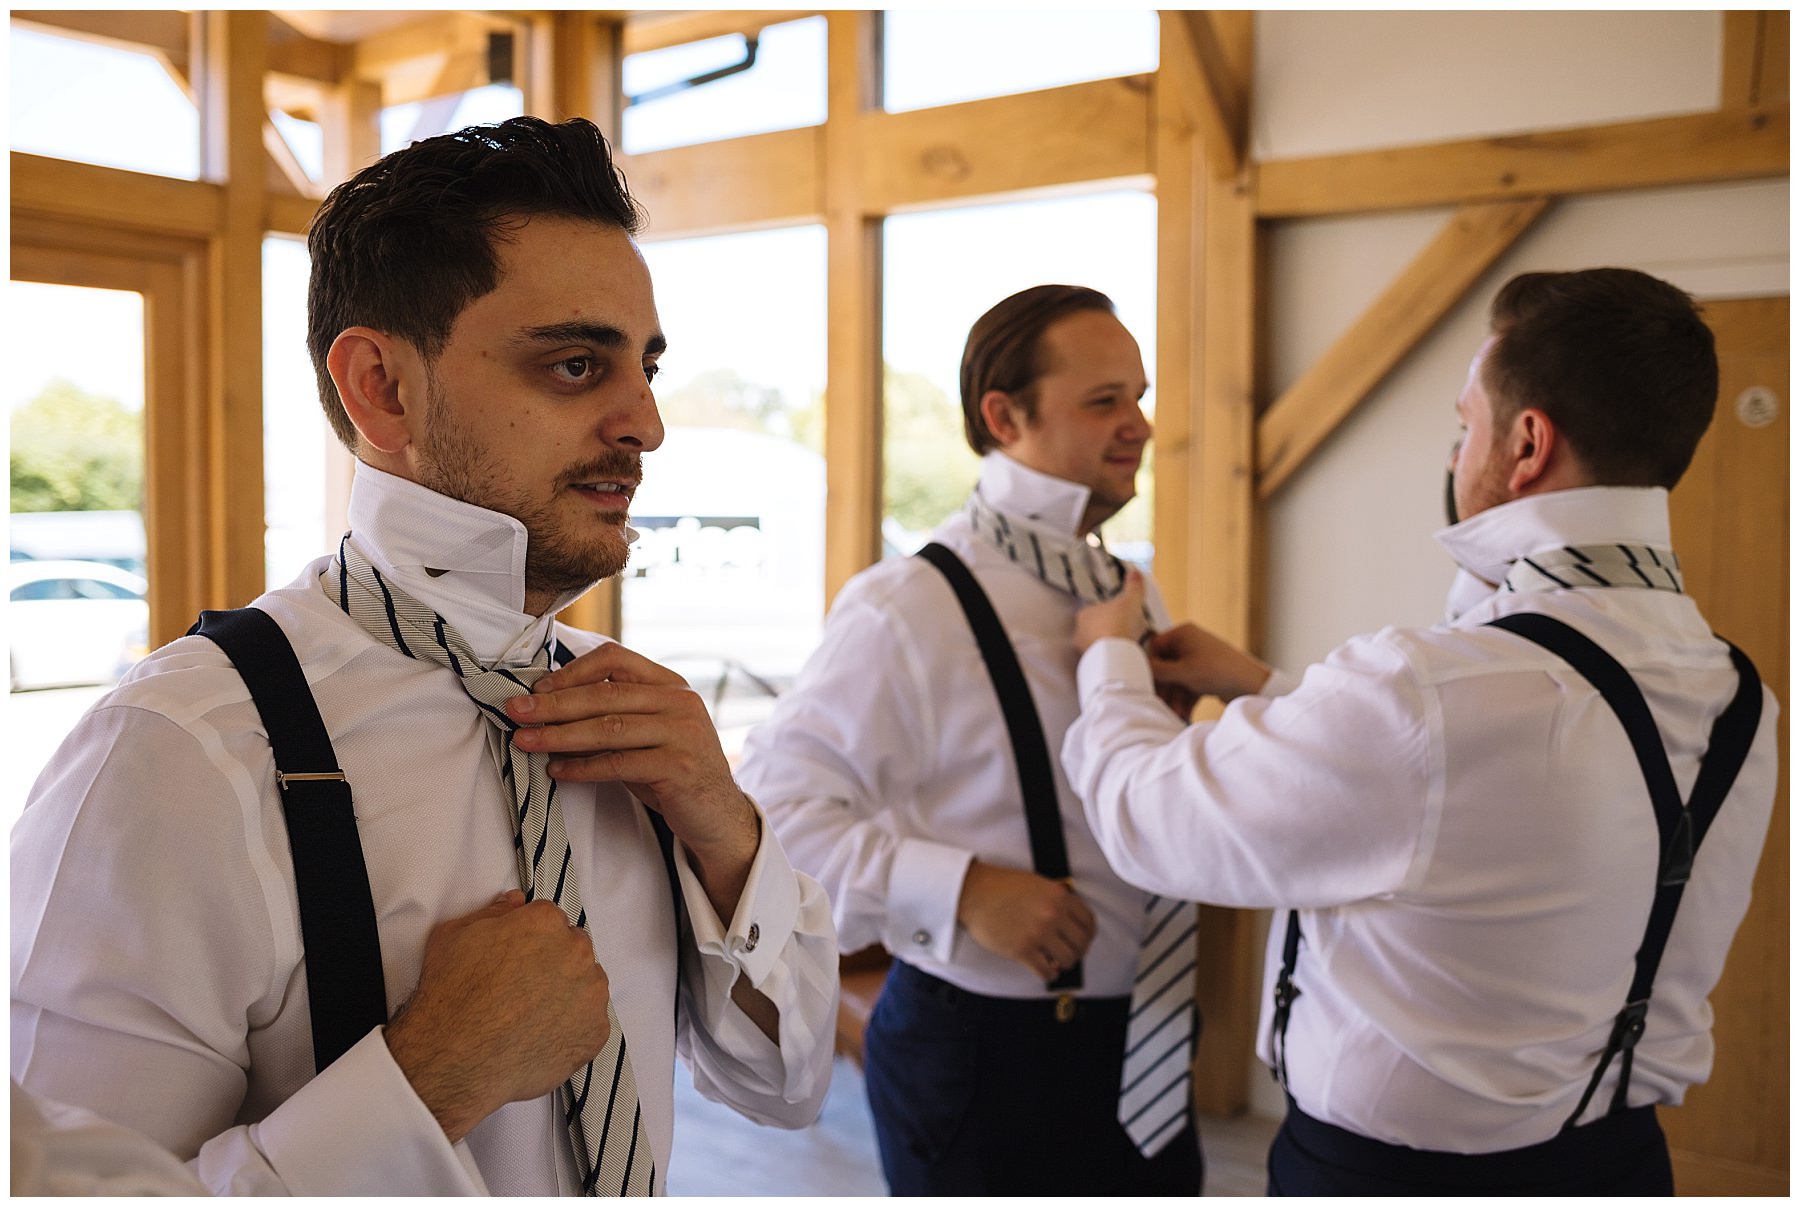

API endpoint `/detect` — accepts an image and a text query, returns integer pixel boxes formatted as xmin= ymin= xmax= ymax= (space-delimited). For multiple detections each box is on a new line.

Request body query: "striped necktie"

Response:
xmin=961 ymin=490 xmax=1196 ymax=1155
xmin=1120 ymin=897 xmax=1199 ymax=1155
xmin=325 ymin=536 xmax=655 ymax=1196
xmin=1502 ymin=542 xmax=1684 ymax=596
xmin=964 ymin=488 xmax=1129 ymax=606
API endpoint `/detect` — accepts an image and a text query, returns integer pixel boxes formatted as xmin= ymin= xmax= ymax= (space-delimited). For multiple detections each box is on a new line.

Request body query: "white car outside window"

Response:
xmin=8 ymin=560 xmax=149 ymax=692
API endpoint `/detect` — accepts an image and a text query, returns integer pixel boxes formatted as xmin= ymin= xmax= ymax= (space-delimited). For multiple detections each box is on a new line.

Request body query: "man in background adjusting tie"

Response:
xmin=738 ymin=285 xmax=1205 ymax=1195
xmin=11 ymin=117 xmax=837 ymax=1195
xmin=1067 ymin=267 xmax=1778 ymax=1195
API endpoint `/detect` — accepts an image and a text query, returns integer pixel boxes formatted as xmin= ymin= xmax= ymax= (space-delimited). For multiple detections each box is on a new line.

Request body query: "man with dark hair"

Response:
xmin=738 ymin=285 xmax=1205 ymax=1195
xmin=1067 ymin=267 xmax=1777 ymax=1195
xmin=12 ymin=117 xmax=837 ymax=1195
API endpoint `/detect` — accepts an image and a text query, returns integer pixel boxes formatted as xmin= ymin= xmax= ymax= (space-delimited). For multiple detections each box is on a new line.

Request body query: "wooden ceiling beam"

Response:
xmin=1256 ymin=106 xmax=1787 ymax=218
xmin=1256 ymin=197 xmax=1551 ymax=499
xmin=624 ymin=9 xmax=816 ymax=56
xmin=12 ymin=10 xmax=188 ymax=67
xmin=13 ymin=10 xmax=342 ymax=85
xmin=349 ymin=12 xmax=511 ymax=80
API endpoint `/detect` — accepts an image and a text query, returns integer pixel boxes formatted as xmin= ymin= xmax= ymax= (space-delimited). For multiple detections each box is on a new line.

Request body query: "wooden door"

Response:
xmin=1662 ymin=296 xmax=1788 ymax=1196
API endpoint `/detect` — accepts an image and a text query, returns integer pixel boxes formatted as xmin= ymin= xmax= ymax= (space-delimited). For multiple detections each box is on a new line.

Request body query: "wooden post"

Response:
xmin=823 ymin=11 xmax=884 ymax=606
xmin=1156 ymin=9 xmax=1261 ymax=1117
xmin=530 ymin=12 xmax=629 ymax=637
xmin=317 ymin=77 xmax=382 ymax=546
xmin=197 ymin=10 xmax=269 ymax=610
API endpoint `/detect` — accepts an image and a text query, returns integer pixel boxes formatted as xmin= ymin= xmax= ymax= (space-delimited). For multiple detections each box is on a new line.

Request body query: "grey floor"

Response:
xmin=666 ymin=1055 xmax=1279 ymax=1197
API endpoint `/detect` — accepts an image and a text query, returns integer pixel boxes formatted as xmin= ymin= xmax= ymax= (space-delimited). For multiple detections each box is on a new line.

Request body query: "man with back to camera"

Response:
xmin=1065 ymin=267 xmax=1778 ymax=1195
xmin=736 ymin=285 xmax=1205 ymax=1195
xmin=11 ymin=117 xmax=838 ymax=1195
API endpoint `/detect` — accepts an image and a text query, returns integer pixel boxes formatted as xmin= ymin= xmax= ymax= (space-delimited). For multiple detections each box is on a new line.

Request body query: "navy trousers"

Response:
xmin=862 ymin=960 xmax=1204 ymax=1196
xmin=1267 ymin=1097 xmax=1674 ymax=1197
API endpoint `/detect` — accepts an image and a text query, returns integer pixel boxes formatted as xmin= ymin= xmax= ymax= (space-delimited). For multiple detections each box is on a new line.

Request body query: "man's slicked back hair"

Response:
xmin=1484 ymin=268 xmax=1718 ymax=489
xmin=306 ymin=116 xmax=646 ymax=449
xmin=960 ymin=284 xmax=1117 ymax=455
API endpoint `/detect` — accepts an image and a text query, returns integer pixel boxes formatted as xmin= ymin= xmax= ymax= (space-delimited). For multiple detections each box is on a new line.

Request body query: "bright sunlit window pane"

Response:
xmin=264 ymin=236 xmax=335 ymax=590
xmin=883 ymin=10 xmax=1159 ymax=113
xmin=881 ymin=192 xmax=1159 ymax=565
xmin=8 ymin=281 xmax=151 ymax=823
xmin=629 ymin=227 xmax=828 ymax=755
xmin=622 ymin=17 xmax=826 ymax=154
xmin=270 ymin=110 xmax=325 ymax=184
xmin=10 ymin=26 xmax=201 ymax=178
xmin=381 ymin=84 xmax=525 ymax=155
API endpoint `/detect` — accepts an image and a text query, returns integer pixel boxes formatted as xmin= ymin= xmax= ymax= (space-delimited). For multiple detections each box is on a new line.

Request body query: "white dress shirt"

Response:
xmin=1064 ymin=486 xmax=1778 ymax=1152
xmin=11 ymin=1081 xmax=208 ymax=1196
xmin=738 ymin=452 xmax=1173 ymax=999
xmin=11 ymin=464 xmax=837 ymax=1195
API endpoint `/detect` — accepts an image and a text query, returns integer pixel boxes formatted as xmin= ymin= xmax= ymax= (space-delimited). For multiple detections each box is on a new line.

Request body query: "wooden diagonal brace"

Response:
xmin=1257 ymin=196 xmax=1551 ymax=499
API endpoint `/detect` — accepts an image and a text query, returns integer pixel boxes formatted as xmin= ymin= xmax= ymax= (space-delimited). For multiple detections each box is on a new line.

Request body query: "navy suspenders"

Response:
xmin=191 ymin=609 xmax=683 ymax=1074
xmin=1487 ymin=613 xmax=1761 ymax=1129
xmin=1270 ymin=612 xmax=1761 ymax=1132
xmin=190 ymin=608 xmax=387 ymax=1074
xmin=916 ymin=542 xmax=1083 ymax=994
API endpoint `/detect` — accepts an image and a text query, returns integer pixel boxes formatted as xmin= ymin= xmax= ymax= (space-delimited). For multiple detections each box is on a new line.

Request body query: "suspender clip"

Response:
xmin=1657 ymin=811 xmax=1694 ymax=887
xmin=275 ymin=769 xmax=348 ymax=789
xmin=1272 ymin=971 xmax=1301 ymax=1020
xmin=1054 ymin=993 xmax=1077 ymax=1023
xmin=1612 ymin=998 xmax=1650 ymax=1051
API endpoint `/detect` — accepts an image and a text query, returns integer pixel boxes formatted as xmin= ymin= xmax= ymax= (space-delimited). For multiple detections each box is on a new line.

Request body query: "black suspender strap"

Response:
xmin=1485 ymin=612 xmax=1762 ymax=1131
xmin=916 ymin=541 xmax=1082 ymax=992
xmin=189 ymin=608 xmax=388 ymax=1074
xmin=1270 ymin=909 xmax=1304 ymax=1093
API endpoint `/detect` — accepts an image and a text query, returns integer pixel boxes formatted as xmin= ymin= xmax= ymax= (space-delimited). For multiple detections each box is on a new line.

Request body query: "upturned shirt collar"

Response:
xmin=344 ymin=463 xmax=593 ymax=666
xmin=977 ymin=450 xmax=1095 ymax=537
xmin=1434 ymin=485 xmax=1674 ymax=592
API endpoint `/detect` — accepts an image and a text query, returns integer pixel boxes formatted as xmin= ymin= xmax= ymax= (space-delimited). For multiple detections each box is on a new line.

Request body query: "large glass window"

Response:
xmin=382 ymin=84 xmax=525 ymax=155
xmin=881 ymin=191 xmax=1159 ymax=565
xmin=265 ymin=236 xmax=337 ymax=589
xmin=8 ymin=281 xmax=151 ymax=823
xmin=622 ymin=16 xmax=826 ymax=155
xmin=883 ymin=10 xmax=1159 ymax=113
xmin=9 ymin=25 xmax=201 ymax=178
xmin=628 ymin=226 xmax=828 ymax=756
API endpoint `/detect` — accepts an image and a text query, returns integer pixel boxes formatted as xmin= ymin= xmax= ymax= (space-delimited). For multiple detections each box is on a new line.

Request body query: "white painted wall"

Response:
xmin=1238 ymin=10 xmax=1789 ymax=1120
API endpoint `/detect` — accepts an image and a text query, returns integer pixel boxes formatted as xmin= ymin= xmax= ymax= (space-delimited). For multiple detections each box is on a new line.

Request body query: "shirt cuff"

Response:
xmin=251 ymin=1028 xmax=483 ymax=1195
xmin=678 ymin=798 xmax=799 ymax=989
xmin=1076 ymin=636 xmax=1155 ymax=702
xmin=884 ymin=836 xmax=974 ymax=963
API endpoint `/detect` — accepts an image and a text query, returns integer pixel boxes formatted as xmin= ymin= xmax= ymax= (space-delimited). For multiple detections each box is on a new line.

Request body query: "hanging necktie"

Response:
xmin=325 ymin=536 xmax=655 ymax=1196
xmin=1502 ymin=542 xmax=1684 ymax=596
xmin=962 ymin=488 xmax=1195 ymax=1155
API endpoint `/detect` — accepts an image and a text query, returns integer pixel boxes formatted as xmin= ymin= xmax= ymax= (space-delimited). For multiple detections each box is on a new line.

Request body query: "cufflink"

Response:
xmin=912 ymin=929 xmax=931 ymax=946
xmin=743 ymin=922 xmax=760 ymax=953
